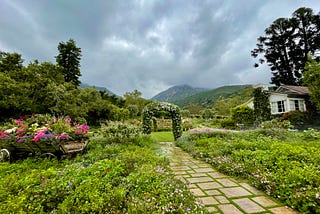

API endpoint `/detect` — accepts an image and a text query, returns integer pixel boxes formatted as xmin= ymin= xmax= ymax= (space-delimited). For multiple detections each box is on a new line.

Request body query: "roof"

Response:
xmin=275 ymin=85 xmax=310 ymax=95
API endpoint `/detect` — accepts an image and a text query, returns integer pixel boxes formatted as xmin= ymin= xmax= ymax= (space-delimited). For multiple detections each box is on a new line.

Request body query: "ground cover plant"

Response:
xmin=0 ymin=122 xmax=207 ymax=213
xmin=177 ymin=128 xmax=320 ymax=213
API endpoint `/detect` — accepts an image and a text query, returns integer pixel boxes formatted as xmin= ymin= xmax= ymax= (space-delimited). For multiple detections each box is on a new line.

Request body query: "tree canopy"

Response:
xmin=252 ymin=7 xmax=320 ymax=86
xmin=56 ymin=39 xmax=82 ymax=86
xmin=303 ymin=57 xmax=320 ymax=110
xmin=0 ymin=47 xmax=126 ymax=125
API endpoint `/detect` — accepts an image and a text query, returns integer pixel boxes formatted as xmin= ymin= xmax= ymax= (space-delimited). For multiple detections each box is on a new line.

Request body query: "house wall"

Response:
xmin=269 ymin=93 xmax=306 ymax=115
xmin=246 ymin=93 xmax=307 ymax=115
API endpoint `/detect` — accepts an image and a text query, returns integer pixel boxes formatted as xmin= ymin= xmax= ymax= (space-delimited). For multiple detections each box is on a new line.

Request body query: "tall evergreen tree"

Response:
xmin=252 ymin=7 xmax=320 ymax=86
xmin=56 ymin=39 xmax=82 ymax=86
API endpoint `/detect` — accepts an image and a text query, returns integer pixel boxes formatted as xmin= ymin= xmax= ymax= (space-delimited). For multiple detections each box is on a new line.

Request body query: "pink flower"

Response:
xmin=32 ymin=131 xmax=45 ymax=142
xmin=15 ymin=118 xmax=24 ymax=124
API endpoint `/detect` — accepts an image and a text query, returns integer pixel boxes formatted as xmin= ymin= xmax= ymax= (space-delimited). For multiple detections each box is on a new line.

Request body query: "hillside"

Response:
xmin=80 ymin=83 xmax=115 ymax=95
xmin=172 ymin=85 xmax=252 ymax=107
xmin=151 ymin=85 xmax=209 ymax=102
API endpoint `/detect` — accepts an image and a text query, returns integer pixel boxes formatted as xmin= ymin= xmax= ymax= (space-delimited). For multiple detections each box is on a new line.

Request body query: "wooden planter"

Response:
xmin=0 ymin=138 xmax=89 ymax=162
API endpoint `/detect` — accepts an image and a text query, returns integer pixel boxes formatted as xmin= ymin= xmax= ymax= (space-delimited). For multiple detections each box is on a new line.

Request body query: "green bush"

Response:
xmin=302 ymin=128 xmax=320 ymax=140
xmin=260 ymin=118 xmax=293 ymax=130
xmin=282 ymin=110 xmax=308 ymax=127
xmin=220 ymin=117 xmax=235 ymax=129
xmin=231 ymin=105 xmax=254 ymax=125
xmin=99 ymin=121 xmax=141 ymax=144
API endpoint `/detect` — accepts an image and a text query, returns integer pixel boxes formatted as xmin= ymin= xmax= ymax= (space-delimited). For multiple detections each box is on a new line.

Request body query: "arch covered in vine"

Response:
xmin=142 ymin=102 xmax=182 ymax=140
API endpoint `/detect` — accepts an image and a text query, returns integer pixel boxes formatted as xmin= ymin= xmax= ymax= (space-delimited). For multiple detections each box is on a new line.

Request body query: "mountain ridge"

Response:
xmin=151 ymin=85 xmax=209 ymax=102
xmin=80 ymin=83 xmax=115 ymax=95
xmin=152 ymin=84 xmax=253 ymax=107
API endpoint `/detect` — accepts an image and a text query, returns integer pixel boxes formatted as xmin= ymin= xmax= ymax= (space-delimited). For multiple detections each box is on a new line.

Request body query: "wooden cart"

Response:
xmin=0 ymin=139 xmax=89 ymax=162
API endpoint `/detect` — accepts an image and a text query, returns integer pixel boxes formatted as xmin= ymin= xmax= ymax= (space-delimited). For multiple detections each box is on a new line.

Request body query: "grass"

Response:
xmin=151 ymin=131 xmax=174 ymax=142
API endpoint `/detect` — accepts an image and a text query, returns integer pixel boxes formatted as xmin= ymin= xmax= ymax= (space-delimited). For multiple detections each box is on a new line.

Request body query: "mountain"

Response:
xmin=174 ymin=85 xmax=252 ymax=107
xmin=151 ymin=85 xmax=209 ymax=102
xmin=80 ymin=83 xmax=115 ymax=95
xmin=152 ymin=84 xmax=252 ymax=107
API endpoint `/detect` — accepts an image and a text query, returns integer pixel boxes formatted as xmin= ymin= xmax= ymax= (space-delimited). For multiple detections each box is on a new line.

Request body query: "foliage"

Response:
xmin=282 ymin=110 xmax=308 ymax=126
xmin=231 ymin=105 xmax=254 ymax=125
xmin=260 ymin=118 xmax=293 ymax=130
xmin=177 ymin=130 xmax=320 ymax=213
xmin=0 ymin=114 xmax=90 ymax=145
xmin=0 ymin=131 xmax=207 ymax=213
xmin=302 ymin=128 xmax=320 ymax=140
xmin=220 ymin=117 xmax=235 ymax=129
xmin=99 ymin=121 xmax=141 ymax=145
xmin=200 ymin=108 xmax=216 ymax=119
xmin=252 ymin=7 xmax=320 ymax=86
xmin=0 ymin=51 xmax=24 ymax=72
xmin=253 ymin=87 xmax=271 ymax=123
xmin=142 ymin=102 xmax=182 ymax=140
xmin=55 ymin=39 xmax=82 ymax=86
xmin=304 ymin=56 xmax=320 ymax=110
xmin=180 ymin=109 xmax=191 ymax=118
xmin=124 ymin=89 xmax=150 ymax=117
xmin=213 ymin=86 xmax=254 ymax=116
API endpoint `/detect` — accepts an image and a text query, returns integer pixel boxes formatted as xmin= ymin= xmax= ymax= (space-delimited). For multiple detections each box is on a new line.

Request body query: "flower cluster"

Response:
xmin=0 ymin=114 xmax=90 ymax=144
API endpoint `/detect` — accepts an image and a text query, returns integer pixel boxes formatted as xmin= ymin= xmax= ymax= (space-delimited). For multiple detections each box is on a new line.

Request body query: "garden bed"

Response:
xmin=177 ymin=129 xmax=320 ymax=213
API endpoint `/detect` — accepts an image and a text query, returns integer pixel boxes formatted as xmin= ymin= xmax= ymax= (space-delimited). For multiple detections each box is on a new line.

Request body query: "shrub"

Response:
xmin=302 ymin=128 xmax=320 ymax=140
xmin=260 ymin=118 xmax=293 ymax=130
xmin=282 ymin=110 xmax=308 ymax=126
xmin=231 ymin=105 xmax=254 ymax=125
xmin=99 ymin=121 xmax=141 ymax=144
xmin=220 ymin=117 xmax=235 ymax=129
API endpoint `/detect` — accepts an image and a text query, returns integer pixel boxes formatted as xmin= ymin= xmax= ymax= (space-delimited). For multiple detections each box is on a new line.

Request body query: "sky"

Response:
xmin=1 ymin=0 xmax=320 ymax=98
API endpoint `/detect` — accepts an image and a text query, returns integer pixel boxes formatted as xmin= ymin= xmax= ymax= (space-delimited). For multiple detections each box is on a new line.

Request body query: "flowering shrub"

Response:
xmin=0 ymin=114 xmax=90 ymax=145
xmin=99 ymin=121 xmax=141 ymax=144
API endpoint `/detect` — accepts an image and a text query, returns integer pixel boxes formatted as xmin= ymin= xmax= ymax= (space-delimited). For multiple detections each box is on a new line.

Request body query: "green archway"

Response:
xmin=142 ymin=102 xmax=182 ymax=140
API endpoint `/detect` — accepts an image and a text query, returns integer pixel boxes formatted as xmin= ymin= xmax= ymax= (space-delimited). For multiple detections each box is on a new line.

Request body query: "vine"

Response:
xmin=253 ymin=87 xmax=271 ymax=123
xmin=142 ymin=102 xmax=182 ymax=140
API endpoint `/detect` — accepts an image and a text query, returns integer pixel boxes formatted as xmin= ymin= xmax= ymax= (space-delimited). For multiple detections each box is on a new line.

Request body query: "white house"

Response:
xmin=247 ymin=85 xmax=310 ymax=115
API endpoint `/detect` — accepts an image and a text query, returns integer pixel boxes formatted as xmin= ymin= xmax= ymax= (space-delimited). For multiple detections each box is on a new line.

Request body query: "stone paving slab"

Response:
xmin=233 ymin=198 xmax=265 ymax=213
xmin=159 ymin=142 xmax=299 ymax=214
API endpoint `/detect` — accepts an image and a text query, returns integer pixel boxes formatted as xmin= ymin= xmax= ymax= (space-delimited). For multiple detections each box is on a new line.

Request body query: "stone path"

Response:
xmin=160 ymin=142 xmax=298 ymax=214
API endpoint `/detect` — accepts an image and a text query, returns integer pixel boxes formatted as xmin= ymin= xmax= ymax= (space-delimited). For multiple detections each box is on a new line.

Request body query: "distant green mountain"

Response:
xmin=174 ymin=85 xmax=252 ymax=107
xmin=151 ymin=85 xmax=209 ymax=103
xmin=80 ymin=83 xmax=115 ymax=95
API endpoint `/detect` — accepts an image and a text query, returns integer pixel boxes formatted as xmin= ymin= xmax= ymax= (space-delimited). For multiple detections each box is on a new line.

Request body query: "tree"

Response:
xmin=0 ymin=51 xmax=24 ymax=73
xmin=252 ymin=7 xmax=320 ymax=86
xmin=123 ymin=90 xmax=150 ymax=116
xmin=303 ymin=57 xmax=320 ymax=110
xmin=56 ymin=39 xmax=82 ymax=86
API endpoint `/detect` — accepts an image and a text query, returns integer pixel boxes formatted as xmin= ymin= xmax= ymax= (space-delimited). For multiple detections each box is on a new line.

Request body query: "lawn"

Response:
xmin=151 ymin=131 xmax=175 ymax=142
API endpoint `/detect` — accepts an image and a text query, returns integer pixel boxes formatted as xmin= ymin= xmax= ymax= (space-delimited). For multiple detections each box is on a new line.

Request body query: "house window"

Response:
xmin=277 ymin=100 xmax=285 ymax=113
xmin=289 ymin=100 xmax=305 ymax=111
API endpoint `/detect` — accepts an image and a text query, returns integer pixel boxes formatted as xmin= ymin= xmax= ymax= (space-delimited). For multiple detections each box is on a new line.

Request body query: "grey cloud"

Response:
xmin=1 ymin=0 xmax=320 ymax=98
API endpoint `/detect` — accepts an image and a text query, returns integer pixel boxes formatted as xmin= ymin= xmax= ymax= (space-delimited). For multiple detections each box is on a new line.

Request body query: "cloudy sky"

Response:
xmin=1 ymin=0 xmax=320 ymax=98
